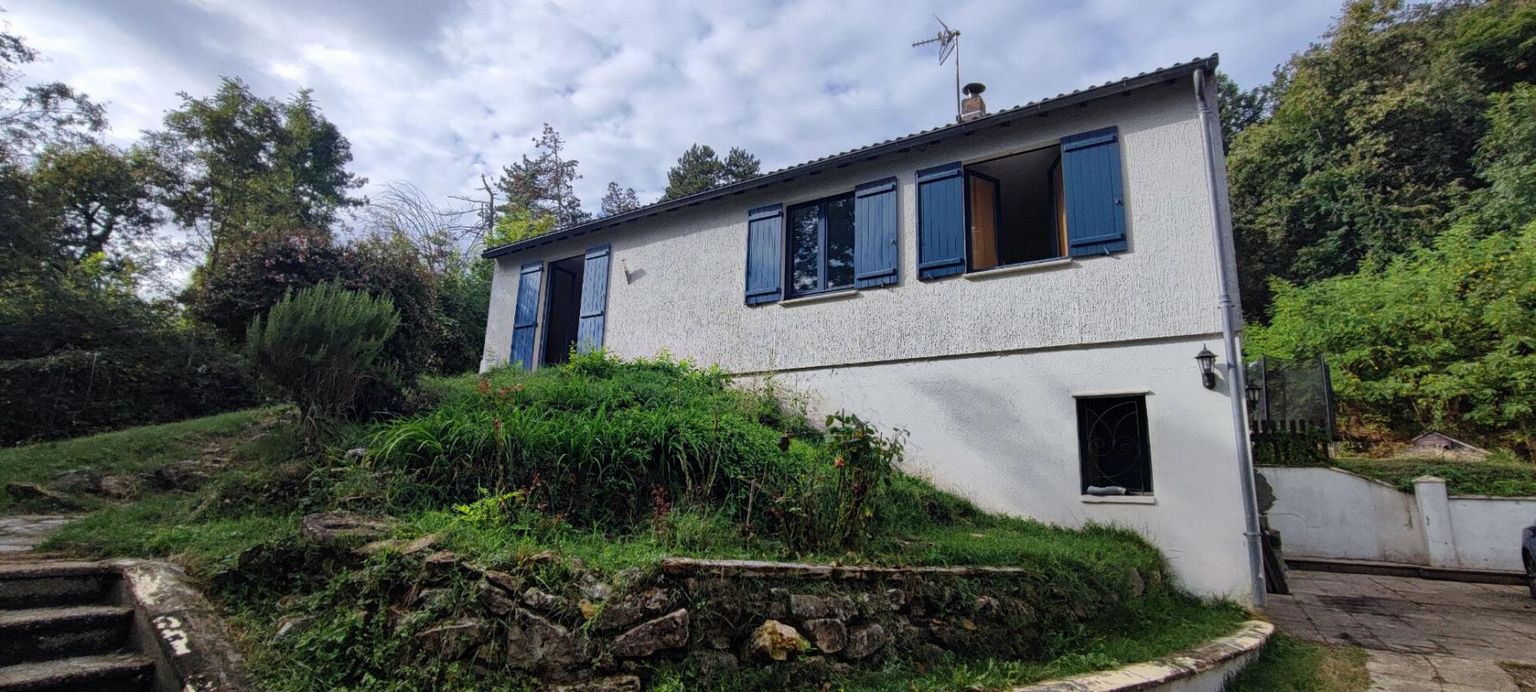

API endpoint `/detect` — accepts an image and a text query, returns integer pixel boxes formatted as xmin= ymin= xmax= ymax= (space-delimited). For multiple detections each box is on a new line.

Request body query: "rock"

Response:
xmin=884 ymin=587 xmax=907 ymax=611
xmin=356 ymin=533 xmax=438 ymax=557
xmin=482 ymin=568 xmax=522 ymax=594
xmin=802 ymin=618 xmax=846 ymax=654
xmin=580 ymin=577 xmax=612 ymax=602
xmin=422 ymin=550 xmax=460 ymax=577
xmin=479 ymin=581 xmax=519 ymax=615
xmin=505 ymin=608 xmax=589 ymax=671
xmin=612 ymin=609 xmax=689 ymax=658
xmin=549 ymin=675 xmax=642 ymax=691
xmin=345 ymin=447 xmax=367 ymax=460
xmin=1128 ymin=568 xmax=1146 ymax=597
xmin=690 ymin=649 xmax=738 ymax=678
xmin=974 ymin=595 xmax=1002 ymax=617
xmin=4 ymin=482 xmax=83 ymax=510
xmin=416 ymin=617 xmax=489 ymax=659
xmin=593 ymin=587 xmax=673 ymax=632
xmin=844 ymin=623 xmax=887 ymax=660
xmin=141 ymin=460 xmax=212 ymax=491
xmin=50 ymin=469 xmax=102 ymax=494
xmin=301 ymin=512 xmax=395 ymax=545
xmin=522 ymin=587 xmax=573 ymax=617
xmin=746 ymin=620 xmax=808 ymax=662
xmin=98 ymin=474 xmax=140 ymax=500
xmin=788 ymin=593 xmax=854 ymax=621
xmin=272 ymin=615 xmax=315 ymax=642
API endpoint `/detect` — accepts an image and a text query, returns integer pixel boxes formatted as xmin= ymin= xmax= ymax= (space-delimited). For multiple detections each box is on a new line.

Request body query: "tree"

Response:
xmin=364 ymin=181 xmax=481 ymax=275
xmin=147 ymin=78 xmax=365 ymax=263
xmin=0 ymin=19 xmax=105 ymax=162
xmin=494 ymin=123 xmax=589 ymax=229
xmin=599 ymin=181 xmax=640 ymax=216
xmin=661 ymin=144 xmax=761 ymax=200
xmin=29 ymin=143 xmax=160 ymax=262
xmin=1215 ymin=72 xmax=1271 ymax=153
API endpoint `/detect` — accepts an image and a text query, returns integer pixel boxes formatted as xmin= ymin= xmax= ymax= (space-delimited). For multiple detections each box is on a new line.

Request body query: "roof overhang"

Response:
xmin=482 ymin=55 xmax=1218 ymax=260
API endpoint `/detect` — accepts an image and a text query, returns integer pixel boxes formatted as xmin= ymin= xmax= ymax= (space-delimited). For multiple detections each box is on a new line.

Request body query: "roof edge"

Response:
xmin=483 ymin=54 xmax=1218 ymax=259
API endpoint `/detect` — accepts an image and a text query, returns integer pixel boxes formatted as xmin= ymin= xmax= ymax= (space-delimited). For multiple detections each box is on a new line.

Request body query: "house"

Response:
xmin=1410 ymin=432 xmax=1489 ymax=460
xmin=479 ymin=56 xmax=1264 ymax=603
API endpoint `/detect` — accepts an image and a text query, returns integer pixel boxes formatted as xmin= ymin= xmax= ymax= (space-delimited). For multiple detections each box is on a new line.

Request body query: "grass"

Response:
xmin=1225 ymin=633 xmax=1369 ymax=691
xmin=1332 ymin=456 xmax=1536 ymax=496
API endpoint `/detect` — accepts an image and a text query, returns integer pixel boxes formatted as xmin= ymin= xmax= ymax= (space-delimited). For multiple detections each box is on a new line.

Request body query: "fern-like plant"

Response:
xmin=246 ymin=283 xmax=400 ymax=440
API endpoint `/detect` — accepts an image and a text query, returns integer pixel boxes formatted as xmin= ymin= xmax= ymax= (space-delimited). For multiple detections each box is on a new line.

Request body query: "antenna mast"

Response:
xmin=911 ymin=16 xmax=962 ymax=122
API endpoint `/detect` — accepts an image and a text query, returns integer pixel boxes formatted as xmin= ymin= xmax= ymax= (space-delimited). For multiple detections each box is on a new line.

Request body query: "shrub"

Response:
xmin=777 ymin=413 xmax=906 ymax=551
xmin=246 ymin=283 xmax=400 ymax=438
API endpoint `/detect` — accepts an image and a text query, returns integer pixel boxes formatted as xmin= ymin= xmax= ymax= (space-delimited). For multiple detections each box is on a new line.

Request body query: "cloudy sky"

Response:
xmin=7 ymin=0 xmax=1341 ymax=218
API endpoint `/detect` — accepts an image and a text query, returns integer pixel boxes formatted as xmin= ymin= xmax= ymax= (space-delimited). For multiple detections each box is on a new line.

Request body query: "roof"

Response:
xmin=483 ymin=54 xmax=1219 ymax=259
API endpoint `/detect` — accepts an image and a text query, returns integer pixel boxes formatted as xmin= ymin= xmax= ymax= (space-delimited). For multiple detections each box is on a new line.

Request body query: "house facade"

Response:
xmin=480 ymin=57 xmax=1263 ymax=602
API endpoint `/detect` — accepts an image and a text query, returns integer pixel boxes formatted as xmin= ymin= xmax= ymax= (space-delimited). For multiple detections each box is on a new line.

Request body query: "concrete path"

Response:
xmin=1268 ymin=569 xmax=1536 ymax=691
xmin=0 ymin=515 xmax=72 ymax=553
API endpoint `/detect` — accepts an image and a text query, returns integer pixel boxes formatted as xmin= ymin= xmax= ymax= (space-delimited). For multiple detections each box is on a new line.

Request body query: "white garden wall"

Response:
xmin=1260 ymin=466 xmax=1536 ymax=573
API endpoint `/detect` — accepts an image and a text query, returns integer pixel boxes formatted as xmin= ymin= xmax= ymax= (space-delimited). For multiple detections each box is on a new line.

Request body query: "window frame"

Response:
xmin=1075 ymin=393 xmax=1154 ymax=496
xmin=962 ymin=143 xmax=1066 ymax=274
xmin=784 ymin=191 xmax=857 ymax=298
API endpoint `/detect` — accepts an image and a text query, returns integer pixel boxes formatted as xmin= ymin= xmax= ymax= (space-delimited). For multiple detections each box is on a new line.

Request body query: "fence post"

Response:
xmin=1413 ymin=476 xmax=1456 ymax=568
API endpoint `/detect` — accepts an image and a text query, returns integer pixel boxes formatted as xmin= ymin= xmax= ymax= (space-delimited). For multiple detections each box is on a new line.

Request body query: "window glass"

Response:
xmin=1077 ymin=395 xmax=1153 ymax=495
xmin=788 ymin=204 xmax=820 ymax=295
xmin=825 ymin=195 xmax=855 ymax=289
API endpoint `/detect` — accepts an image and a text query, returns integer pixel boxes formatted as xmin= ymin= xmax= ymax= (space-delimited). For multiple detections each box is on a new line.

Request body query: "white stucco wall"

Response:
xmin=478 ymin=79 xmax=1257 ymax=599
xmin=1448 ymin=496 xmax=1536 ymax=572
xmin=1260 ymin=467 xmax=1428 ymax=565
xmin=1260 ymin=466 xmax=1536 ymax=573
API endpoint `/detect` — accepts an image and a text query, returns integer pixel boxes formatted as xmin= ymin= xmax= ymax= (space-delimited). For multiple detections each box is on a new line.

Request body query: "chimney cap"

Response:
xmin=962 ymin=82 xmax=986 ymax=97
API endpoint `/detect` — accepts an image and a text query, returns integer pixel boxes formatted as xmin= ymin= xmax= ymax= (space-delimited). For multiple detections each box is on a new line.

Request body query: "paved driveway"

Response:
xmin=1268 ymin=570 xmax=1536 ymax=691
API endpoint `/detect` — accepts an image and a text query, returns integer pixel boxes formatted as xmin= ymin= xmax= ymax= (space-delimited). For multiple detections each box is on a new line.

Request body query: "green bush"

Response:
xmin=246 ymin=283 xmax=400 ymax=437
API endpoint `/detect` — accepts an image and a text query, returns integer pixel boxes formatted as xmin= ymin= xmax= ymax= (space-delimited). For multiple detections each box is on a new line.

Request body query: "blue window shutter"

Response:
xmin=744 ymin=204 xmax=784 ymax=305
xmin=854 ymin=177 xmax=899 ymax=288
xmin=576 ymin=245 xmax=610 ymax=353
xmin=510 ymin=261 xmax=543 ymax=371
xmin=916 ymin=162 xmax=965 ymax=279
xmin=1062 ymin=127 xmax=1129 ymax=257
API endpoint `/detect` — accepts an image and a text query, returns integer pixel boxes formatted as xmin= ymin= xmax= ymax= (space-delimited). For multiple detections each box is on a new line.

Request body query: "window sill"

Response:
xmin=779 ymin=290 xmax=859 ymax=307
xmin=1080 ymin=495 xmax=1156 ymax=505
xmin=963 ymin=257 xmax=1074 ymax=281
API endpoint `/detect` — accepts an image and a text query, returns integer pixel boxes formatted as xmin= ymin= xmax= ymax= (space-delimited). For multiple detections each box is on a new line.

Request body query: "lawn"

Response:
xmin=1225 ymin=633 xmax=1369 ymax=691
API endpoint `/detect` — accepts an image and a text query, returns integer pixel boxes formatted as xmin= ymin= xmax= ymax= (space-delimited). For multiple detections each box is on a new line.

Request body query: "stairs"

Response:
xmin=0 ymin=562 xmax=154 ymax=692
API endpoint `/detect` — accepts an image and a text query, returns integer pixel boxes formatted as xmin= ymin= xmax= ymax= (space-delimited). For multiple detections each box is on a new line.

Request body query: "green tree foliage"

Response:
xmin=0 ymin=17 xmax=105 ymax=162
xmin=599 ymin=180 xmax=640 ymax=216
xmin=1247 ymin=222 xmax=1536 ymax=455
xmin=660 ymin=144 xmax=761 ymax=201
xmin=1216 ymin=72 xmax=1271 ymax=153
xmin=246 ymin=283 xmax=400 ymax=436
xmin=1464 ymin=83 xmax=1536 ymax=231
xmin=1227 ymin=0 xmax=1535 ymax=318
xmin=28 ymin=143 xmax=160 ymax=262
xmin=147 ymin=78 xmax=365 ymax=261
xmin=494 ymin=123 xmax=589 ymax=230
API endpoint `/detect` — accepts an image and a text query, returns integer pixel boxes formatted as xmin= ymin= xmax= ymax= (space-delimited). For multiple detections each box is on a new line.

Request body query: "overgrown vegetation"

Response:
xmin=1332 ymin=455 xmax=1536 ymax=496
xmin=1225 ymin=634 xmax=1370 ymax=692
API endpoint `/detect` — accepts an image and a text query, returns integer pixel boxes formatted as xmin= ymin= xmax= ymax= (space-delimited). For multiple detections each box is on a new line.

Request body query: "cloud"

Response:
xmin=6 ymin=0 xmax=1340 ymax=229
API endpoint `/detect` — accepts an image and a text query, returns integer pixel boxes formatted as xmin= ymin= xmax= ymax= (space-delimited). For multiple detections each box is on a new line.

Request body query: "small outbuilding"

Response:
xmin=1410 ymin=432 xmax=1489 ymax=460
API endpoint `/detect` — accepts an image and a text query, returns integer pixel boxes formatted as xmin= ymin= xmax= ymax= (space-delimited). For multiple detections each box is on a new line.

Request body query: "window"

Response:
xmin=965 ymin=146 xmax=1065 ymax=271
xmin=1076 ymin=395 xmax=1152 ymax=495
xmin=787 ymin=193 xmax=855 ymax=296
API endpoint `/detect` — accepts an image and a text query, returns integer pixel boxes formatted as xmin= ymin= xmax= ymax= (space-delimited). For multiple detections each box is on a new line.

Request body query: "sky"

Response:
xmin=6 ymin=0 xmax=1343 ymax=223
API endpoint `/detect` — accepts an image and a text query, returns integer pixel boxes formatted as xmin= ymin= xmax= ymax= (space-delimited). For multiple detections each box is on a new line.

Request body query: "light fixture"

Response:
xmin=1245 ymin=381 xmax=1262 ymax=408
xmin=1196 ymin=346 xmax=1218 ymax=390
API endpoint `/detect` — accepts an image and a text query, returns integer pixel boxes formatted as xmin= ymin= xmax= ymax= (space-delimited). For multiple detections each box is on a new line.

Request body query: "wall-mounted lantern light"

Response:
xmin=1196 ymin=345 xmax=1218 ymax=390
xmin=1245 ymin=381 xmax=1262 ymax=408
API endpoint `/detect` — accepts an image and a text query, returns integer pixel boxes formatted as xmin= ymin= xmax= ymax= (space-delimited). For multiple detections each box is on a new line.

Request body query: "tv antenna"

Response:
xmin=912 ymin=16 xmax=962 ymax=122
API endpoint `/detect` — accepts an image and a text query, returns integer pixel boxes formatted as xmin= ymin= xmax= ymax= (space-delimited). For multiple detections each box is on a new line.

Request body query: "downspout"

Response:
xmin=1193 ymin=68 xmax=1267 ymax=607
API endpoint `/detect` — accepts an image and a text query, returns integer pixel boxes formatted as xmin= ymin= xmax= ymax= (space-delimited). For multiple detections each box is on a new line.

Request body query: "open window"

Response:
xmin=540 ymin=254 xmax=585 ymax=365
xmin=965 ymin=146 xmax=1065 ymax=271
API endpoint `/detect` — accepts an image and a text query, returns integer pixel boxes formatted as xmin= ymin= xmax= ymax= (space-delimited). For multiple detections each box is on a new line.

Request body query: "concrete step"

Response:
xmin=0 ymin=562 xmax=114 ymax=610
xmin=0 ymin=653 xmax=153 ymax=692
xmin=0 ymin=606 xmax=133 ymax=666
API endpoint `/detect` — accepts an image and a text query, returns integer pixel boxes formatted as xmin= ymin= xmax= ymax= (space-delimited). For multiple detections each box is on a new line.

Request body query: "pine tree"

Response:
xmin=600 ymin=181 xmax=640 ymax=216
xmin=661 ymin=143 xmax=761 ymax=201
xmin=494 ymin=123 xmax=590 ymax=229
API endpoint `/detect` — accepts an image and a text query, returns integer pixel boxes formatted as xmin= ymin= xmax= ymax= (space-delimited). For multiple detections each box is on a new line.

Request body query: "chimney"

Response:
xmin=960 ymin=82 xmax=987 ymax=122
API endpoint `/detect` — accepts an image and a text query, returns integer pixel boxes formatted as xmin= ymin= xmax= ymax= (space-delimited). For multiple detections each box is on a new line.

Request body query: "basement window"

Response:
xmin=1077 ymin=395 xmax=1153 ymax=496
xmin=965 ymin=146 xmax=1065 ymax=271
xmin=787 ymin=193 xmax=855 ymax=297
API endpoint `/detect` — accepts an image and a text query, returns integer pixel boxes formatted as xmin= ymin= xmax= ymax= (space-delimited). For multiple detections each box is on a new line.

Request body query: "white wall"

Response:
xmin=1261 ymin=467 xmax=1536 ymax=573
xmin=757 ymin=337 xmax=1254 ymax=600
xmin=1261 ymin=467 xmax=1427 ymax=565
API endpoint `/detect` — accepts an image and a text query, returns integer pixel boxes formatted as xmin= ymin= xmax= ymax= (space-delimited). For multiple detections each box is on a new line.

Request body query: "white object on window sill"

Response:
xmin=963 ymin=257 xmax=1074 ymax=280
xmin=1081 ymin=495 xmax=1156 ymax=505
xmin=779 ymin=290 xmax=860 ymax=307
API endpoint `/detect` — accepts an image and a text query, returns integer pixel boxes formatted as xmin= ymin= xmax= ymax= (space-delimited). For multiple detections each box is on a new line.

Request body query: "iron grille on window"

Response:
xmin=1077 ymin=395 xmax=1152 ymax=494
